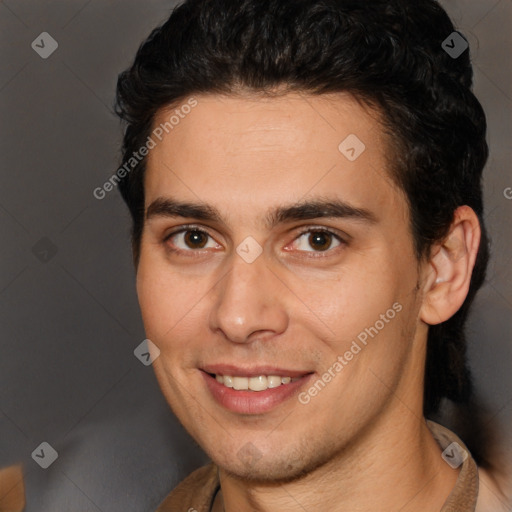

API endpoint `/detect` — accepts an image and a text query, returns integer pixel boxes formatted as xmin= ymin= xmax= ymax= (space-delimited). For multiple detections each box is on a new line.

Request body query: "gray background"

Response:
xmin=0 ymin=1 xmax=510 ymax=511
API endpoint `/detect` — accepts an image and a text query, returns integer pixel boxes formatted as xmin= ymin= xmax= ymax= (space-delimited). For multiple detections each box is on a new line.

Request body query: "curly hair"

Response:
xmin=115 ymin=0 xmax=490 ymax=460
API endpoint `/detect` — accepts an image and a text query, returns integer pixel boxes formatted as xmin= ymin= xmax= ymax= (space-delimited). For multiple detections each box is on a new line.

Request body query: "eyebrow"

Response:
xmin=145 ymin=196 xmax=377 ymax=229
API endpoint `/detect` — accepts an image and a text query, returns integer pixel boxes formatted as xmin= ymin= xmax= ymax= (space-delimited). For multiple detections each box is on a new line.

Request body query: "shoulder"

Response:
xmin=475 ymin=467 xmax=512 ymax=512
xmin=0 ymin=465 xmax=25 ymax=512
xmin=156 ymin=462 xmax=219 ymax=512
xmin=427 ymin=420 xmax=512 ymax=512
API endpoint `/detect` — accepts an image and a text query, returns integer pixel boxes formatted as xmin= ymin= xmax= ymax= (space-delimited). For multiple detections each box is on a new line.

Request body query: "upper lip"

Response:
xmin=201 ymin=364 xmax=313 ymax=378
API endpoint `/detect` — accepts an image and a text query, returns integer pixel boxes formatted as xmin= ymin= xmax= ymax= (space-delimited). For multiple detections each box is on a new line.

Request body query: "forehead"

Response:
xmin=144 ymin=92 xmax=406 ymax=229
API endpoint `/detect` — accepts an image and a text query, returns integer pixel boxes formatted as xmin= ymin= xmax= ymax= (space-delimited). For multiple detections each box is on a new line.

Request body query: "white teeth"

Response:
xmin=248 ymin=375 xmax=268 ymax=391
xmin=267 ymin=375 xmax=282 ymax=388
xmin=232 ymin=376 xmax=249 ymax=390
xmin=213 ymin=374 xmax=301 ymax=391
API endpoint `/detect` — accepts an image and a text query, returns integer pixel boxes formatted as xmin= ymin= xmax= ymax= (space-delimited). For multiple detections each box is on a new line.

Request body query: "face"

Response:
xmin=137 ymin=92 xmax=427 ymax=481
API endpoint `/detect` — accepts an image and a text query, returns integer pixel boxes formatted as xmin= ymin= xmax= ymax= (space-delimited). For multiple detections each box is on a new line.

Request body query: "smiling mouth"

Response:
xmin=201 ymin=369 xmax=314 ymax=414
xmin=206 ymin=373 xmax=303 ymax=392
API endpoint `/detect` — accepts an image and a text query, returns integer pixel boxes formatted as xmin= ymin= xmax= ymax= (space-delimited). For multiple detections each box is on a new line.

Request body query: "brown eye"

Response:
xmin=184 ymin=230 xmax=208 ymax=249
xmin=308 ymin=231 xmax=332 ymax=251
xmin=165 ymin=227 xmax=220 ymax=253
xmin=292 ymin=229 xmax=344 ymax=253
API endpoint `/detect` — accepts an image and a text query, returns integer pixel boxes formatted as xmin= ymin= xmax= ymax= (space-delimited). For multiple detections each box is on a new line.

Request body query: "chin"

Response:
xmin=212 ymin=443 xmax=330 ymax=484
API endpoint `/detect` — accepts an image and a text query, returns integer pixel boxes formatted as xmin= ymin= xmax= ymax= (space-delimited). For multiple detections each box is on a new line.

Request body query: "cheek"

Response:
xmin=136 ymin=254 xmax=179 ymax=340
xmin=135 ymin=254 xmax=211 ymax=350
xmin=289 ymin=262 xmax=403 ymax=342
xmin=295 ymin=261 xmax=417 ymax=393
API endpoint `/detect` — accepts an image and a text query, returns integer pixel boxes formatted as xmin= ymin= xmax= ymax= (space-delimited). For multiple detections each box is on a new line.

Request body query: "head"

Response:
xmin=115 ymin=0 xmax=489 ymax=479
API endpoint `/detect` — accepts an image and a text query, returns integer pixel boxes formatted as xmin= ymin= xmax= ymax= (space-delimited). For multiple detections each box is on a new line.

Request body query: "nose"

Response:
xmin=208 ymin=249 xmax=289 ymax=344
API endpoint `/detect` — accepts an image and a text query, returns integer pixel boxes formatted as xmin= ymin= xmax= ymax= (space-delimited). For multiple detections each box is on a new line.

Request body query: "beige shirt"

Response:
xmin=156 ymin=421 xmax=479 ymax=512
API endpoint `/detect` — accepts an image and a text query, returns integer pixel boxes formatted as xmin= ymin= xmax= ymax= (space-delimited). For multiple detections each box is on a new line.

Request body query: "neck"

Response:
xmin=212 ymin=415 xmax=460 ymax=512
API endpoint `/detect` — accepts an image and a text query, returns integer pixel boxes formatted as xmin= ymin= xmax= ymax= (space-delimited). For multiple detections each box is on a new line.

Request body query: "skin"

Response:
xmin=136 ymin=92 xmax=482 ymax=511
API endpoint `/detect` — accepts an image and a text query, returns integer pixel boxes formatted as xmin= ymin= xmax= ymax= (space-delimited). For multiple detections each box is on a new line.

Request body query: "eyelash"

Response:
xmin=163 ymin=224 xmax=347 ymax=258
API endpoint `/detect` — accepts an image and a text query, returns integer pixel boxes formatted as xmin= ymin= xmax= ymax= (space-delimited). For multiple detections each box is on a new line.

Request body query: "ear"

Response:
xmin=420 ymin=206 xmax=481 ymax=325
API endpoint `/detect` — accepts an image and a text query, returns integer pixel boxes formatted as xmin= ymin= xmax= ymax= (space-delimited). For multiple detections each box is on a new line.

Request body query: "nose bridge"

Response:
xmin=209 ymin=249 xmax=288 ymax=343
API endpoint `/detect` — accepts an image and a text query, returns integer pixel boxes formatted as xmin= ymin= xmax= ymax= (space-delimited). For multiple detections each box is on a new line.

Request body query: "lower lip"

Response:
xmin=201 ymin=371 xmax=313 ymax=415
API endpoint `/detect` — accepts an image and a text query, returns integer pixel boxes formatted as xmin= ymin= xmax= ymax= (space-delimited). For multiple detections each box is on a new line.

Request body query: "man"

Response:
xmin=114 ymin=0 xmax=510 ymax=510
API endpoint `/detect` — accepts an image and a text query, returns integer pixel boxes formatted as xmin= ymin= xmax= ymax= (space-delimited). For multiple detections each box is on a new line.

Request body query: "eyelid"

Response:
xmin=293 ymin=225 xmax=349 ymax=241
xmin=163 ymin=223 xmax=212 ymax=241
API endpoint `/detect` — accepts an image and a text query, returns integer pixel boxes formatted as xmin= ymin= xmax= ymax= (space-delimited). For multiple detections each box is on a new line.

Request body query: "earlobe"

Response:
xmin=420 ymin=206 xmax=481 ymax=326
